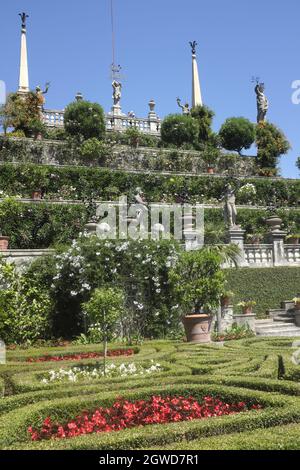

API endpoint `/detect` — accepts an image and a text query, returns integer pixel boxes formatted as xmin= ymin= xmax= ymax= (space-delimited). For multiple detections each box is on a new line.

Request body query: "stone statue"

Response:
xmin=189 ymin=40 xmax=197 ymax=55
xmin=222 ymin=184 xmax=238 ymax=228
xmin=177 ymin=97 xmax=190 ymax=115
xmin=255 ymin=82 xmax=269 ymax=123
xmin=36 ymin=83 xmax=50 ymax=109
xmin=112 ymin=80 xmax=122 ymax=106
xmin=19 ymin=12 xmax=29 ymax=29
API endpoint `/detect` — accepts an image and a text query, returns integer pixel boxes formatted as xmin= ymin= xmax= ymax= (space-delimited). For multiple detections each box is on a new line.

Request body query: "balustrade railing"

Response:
xmin=43 ymin=110 xmax=161 ymax=135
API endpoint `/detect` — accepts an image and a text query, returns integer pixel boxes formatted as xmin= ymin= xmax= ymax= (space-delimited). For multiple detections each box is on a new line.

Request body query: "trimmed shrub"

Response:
xmin=256 ymin=122 xmax=290 ymax=168
xmin=219 ymin=117 xmax=256 ymax=154
xmin=64 ymin=100 xmax=105 ymax=141
xmin=161 ymin=114 xmax=199 ymax=147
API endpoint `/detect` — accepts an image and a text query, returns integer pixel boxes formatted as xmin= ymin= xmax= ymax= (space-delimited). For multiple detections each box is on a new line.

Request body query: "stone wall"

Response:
xmin=0 ymin=137 xmax=258 ymax=176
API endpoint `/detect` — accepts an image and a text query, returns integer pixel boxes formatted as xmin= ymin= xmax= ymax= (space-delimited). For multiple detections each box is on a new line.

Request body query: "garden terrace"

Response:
xmin=0 ymin=338 xmax=300 ymax=450
xmin=0 ymin=137 xmax=258 ymax=176
xmin=0 ymin=163 xmax=299 ymax=206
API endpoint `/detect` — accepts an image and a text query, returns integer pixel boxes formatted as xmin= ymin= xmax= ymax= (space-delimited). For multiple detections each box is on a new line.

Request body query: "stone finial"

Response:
xmin=148 ymin=99 xmax=156 ymax=112
xmin=189 ymin=40 xmax=197 ymax=55
xmin=75 ymin=92 xmax=83 ymax=101
xmin=19 ymin=12 xmax=29 ymax=30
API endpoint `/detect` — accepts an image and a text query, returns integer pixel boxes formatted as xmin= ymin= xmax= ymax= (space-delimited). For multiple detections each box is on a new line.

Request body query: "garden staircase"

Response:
xmin=255 ymin=301 xmax=300 ymax=337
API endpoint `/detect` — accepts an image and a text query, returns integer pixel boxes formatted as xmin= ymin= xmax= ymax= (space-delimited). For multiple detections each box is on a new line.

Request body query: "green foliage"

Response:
xmin=64 ymin=100 xmax=105 ymax=141
xmin=212 ymin=324 xmax=255 ymax=342
xmin=3 ymin=92 xmax=43 ymax=138
xmin=161 ymin=114 xmax=199 ymax=147
xmin=83 ymin=288 xmax=124 ymax=361
xmin=226 ymin=266 xmax=300 ymax=317
xmin=0 ymin=260 xmax=51 ymax=344
xmin=29 ymin=238 xmax=181 ymax=339
xmin=0 ymin=198 xmax=88 ymax=249
xmin=256 ymin=122 xmax=290 ymax=168
xmin=79 ymin=138 xmax=107 ymax=165
xmin=297 ymin=157 xmax=300 ymax=172
xmin=170 ymin=248 xmax=226 ymax=314
xmin=123 ymin=127 xmax=142 ymax=148
xmin=219 ymin=117 xmax=256 ymax=153
xmin=190 ymin=105 xmax=215 ymax=143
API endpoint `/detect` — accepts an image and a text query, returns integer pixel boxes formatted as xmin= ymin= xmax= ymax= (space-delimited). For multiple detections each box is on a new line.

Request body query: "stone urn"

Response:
xmin=0 ymin=236 xmax=9 ymax=251
xmin=182 ymin=314 xmax=213 ymax=343
xmin=266 ymin=216 xmax=282 ymax=232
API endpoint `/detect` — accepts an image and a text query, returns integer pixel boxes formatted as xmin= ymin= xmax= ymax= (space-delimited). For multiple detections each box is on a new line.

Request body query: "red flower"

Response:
xmin=26 ymin=349 xmax=134 ymax=363
xmin=27 ymin=395 xmax=262 ymax=442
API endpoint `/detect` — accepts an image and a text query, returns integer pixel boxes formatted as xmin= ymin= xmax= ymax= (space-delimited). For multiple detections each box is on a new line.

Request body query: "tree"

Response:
xmin=3 ymin=92 xmax=43 ymax=137
xmin=169 ymin=247 xmax=226 ymax=315
xmin=190 ymin=105 xmax=215 ymax=143
xmin=219 ymin=117 xmax=256 ymax=154
xmin=161 ymin=114 xmax=199 ymax=147
xmin=297 ymin=157 xmax=300 ymax=173
xmin=79 ymin=137 xmax=107 ymax=165
xmin=256 ymin=122 xmax=290 ymax=169
xmin=64 ymin=100 xmax=106 ymax=141
xmin=83 ymin=287 xmax=124 ymax=375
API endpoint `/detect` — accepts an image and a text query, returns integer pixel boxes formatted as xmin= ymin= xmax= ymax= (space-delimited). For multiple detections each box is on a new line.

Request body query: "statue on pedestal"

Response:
xmin=255 ymin=82 xmax=269 ymax=123
xmin=19 ymin=12 xmax=29 ymax=29
xmin=112 ymin=80 xmax=122 ymax=106
xmin=222 ymin=184 xmax=238 ymax=228
xmin=177 ymin=97 xmax=190 ymax=115
xmin=36 ymin=83 xmax=50 ymax=109
xmin=189 ymin=40 xmax=197 ymax=55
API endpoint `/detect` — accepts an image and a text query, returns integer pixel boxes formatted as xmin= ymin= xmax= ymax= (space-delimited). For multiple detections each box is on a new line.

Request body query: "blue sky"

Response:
xmin=1 ymin=0 xmax=300 ymax=178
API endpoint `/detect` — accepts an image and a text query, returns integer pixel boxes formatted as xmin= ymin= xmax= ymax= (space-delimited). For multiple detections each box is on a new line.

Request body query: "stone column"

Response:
xmin=228 ymin=227 xmax=247 ymax=267
xmin=18 ymin=17 xmax=29 ymax=95
xmin=220 ymin=305 xmax=234 ymax=333
xmin=192 ymin=53 xmax=202 ymax=107
xmin=269 ymin=230 xmax=288 ymax=266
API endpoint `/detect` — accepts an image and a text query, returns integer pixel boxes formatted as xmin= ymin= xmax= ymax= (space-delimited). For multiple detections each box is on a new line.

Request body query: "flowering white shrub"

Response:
xmin=237 ymin=184 xmax=257 ymax=204
xmin=40 ymin=360 xmax=162 ymax=383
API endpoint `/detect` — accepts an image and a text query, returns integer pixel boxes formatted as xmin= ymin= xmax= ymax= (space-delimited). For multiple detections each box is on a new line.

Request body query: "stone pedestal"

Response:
xmin=84 ymin=222 xmax=98 ymax=236
xmin=220 ymin=305 xmax=234 ymax=332
xmin=233 ymin=313 xmax=256 ymax=332
xmin=268 ymin=230 xmax=288 ymax=266
xmin=228 ymin=227 xmax=247 ymax=267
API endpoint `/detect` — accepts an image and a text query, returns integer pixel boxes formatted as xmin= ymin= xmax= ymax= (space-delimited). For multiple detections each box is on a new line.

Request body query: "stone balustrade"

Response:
xmin=43 ymin=109 xmax=161 ymax=136
xmin=244 ymin=244 xmax=274 ymax=267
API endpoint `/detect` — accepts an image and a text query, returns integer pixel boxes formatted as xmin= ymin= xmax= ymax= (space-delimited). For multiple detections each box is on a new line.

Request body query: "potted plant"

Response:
xmin=221 ymin=290 xmax=235 ymax=308
xmin=170 ymin=248 xmax=226 ymax=343
xmin=293 ymin=297 xmax=300 ymax=311
xmin=246 ymin=233 xmax=263 ymax=245
xmin=237 ymin=300 xmax=257 ymax=315
xmin=286 ymin=234 xmax=300 ymax=245
xmin=31 ymin=189 xmax=42 ymax=200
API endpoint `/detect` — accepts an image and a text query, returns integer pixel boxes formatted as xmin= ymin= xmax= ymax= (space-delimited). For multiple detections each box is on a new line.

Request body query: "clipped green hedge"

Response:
xmin=0 ymin=198 xmax=88 ymax=249
xmin=226 ymin=266 xmax=300 ymax=316
xmin=0 ymin=162 xmax=299 ymax=205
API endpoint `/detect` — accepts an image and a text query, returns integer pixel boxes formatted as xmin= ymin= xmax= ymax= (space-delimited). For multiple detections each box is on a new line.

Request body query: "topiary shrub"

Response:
xmin=79 ymin=138 xmax=107 ymax=165
xmin=64 ymin=100 xmax=105 ymax=141
xmin=161 ymin=114 xmax=199 ymax=148
xmin=3 ymin=92 xmax=43 ymax=138
xmin=256 ymin=122 xmax=290 ymax=169
xmin=190 ymin=105 xmax=215 ymax=143
xmin=219 ymin=117 xmax=256 ymax=154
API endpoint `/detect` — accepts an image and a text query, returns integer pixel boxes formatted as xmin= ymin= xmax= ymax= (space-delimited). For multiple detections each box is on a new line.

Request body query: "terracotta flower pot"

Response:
xmin=0 ymin=236 xmax=9 ymax=251
xmin=207 ymin=167 xmax=214 ymax=174
xmin=221 ymin=296 xmax=231 ymax=308
xmin=182 ymin=314 xmax=212 ymax=343
xmin=295 ymin=302 xmax=300 ymax=312
xmin=243 ymin=307 xmax=253 ymax=315
xmin=288 ymin=237 xmax=299 ymax=246
xmin=31 ymin=190 xmax=42 ymax=200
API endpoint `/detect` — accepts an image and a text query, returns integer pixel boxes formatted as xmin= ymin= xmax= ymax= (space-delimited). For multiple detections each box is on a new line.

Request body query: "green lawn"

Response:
xmin=1 ymin=338 xmax=300 ymax=450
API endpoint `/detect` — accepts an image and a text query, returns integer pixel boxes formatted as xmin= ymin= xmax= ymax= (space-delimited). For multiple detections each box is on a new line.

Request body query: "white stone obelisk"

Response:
xmin=191 ymin=41 xmax=203 ymax=107
xmin=18 ymin=13 xmax=29 ymax=95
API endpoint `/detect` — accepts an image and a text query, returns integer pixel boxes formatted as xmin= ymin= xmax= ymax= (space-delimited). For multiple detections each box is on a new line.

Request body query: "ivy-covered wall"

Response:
xmin=0 ymin=163 xmax=299 ymax=206
xmin=0 ymin=136 xmax=257 ymax=176
xmin=226 ymin=267 xmax=300 ymax=317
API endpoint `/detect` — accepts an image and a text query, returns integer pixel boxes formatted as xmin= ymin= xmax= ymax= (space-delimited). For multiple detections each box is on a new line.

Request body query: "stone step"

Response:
xmin=273 ymin=316 xmax=295 ymax=323
xmin=268 ymin=309 xmax=289 ymax=318
xmin=281 ymin=301 xmax=296 ymax=311
xmin=256 ymin=322 xmax=295 ymax=330
xmin=256 ymin=328 xmax=300 ymax=337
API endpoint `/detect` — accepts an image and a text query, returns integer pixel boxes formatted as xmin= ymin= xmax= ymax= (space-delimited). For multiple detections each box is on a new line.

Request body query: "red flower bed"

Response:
xmin=28 ymin=395 xmax=262 ymax=441
xmin=26 ymin=349 xmax=134 ymax=363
